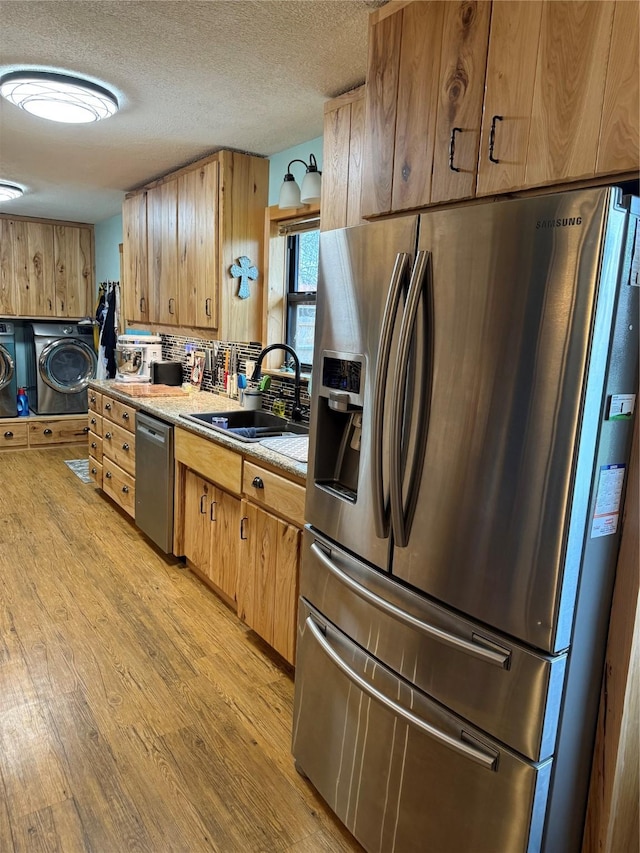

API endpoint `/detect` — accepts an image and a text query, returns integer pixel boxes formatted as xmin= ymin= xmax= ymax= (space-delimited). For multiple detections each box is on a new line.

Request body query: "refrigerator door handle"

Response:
xmin=310 ymin=542 xmax=511 ymax=668
xmin=371 ymin=252 xmax=411 ymax=538
xmin=305 ymin=615 xmax=499 ymax=771
xmin=390 ymin=249 xmax=432 ymax=547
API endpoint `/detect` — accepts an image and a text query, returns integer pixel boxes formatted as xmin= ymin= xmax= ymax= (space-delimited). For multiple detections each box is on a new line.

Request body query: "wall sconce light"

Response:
xmin=279 ymin=154 xmax=322 ymax=209
xmin=0 ymin=182 xmax=24 ymax=201
xmin=0 ymin=70 xmax=119 ymax=124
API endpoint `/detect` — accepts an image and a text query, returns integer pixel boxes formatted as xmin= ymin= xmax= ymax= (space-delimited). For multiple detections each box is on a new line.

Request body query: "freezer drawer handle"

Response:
xmin=306 ymin=615 xmax=498 ymax=771
xmin=310 ymin=542 xmax=511 ymax=669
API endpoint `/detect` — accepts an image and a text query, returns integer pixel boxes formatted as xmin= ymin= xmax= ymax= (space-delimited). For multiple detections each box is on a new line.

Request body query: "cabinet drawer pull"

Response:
xmin=91 ymin=441 xmax=97 ymax=449
xmin=43 ymin=428 xmax=53 ymax=436
xmin=140 ymin=296 xmax=146 ymax=312
xmin=240 ymin=516 xmax=248 ymax=540
xmin=488 ymin=115 xmax=503 ymax=164
xmin=199 ymin=493 xmax=207 ymax=514
xmin=91 ymin=467 xmax=97 ymax=475
xmin=449 ymin=127 xmax=462 ymax=172
xmin=89 ymin=394 xmax=96 ymax=404
xmin=122 ymin=443 xmax=130 ymax=451
xmin=105 ymin=471 xmax=112 ymax=479
xmin=104 ymin=431 xmax=112 ymax=440
xmin=83 ymin=426 xmax=89 ymax=433
xmin=169 ymin=297 xmax=176 ymax=315
xmin=252 ymin=476 xmax=264 ymax=490
xmin=122 ymin=485 xmax=129 ymax=494
xmin=122 ymin=412 xmax=129 ymax=421
xmin=205 ymin=297 xmax=212 ymax=317
xmin=210 ymin=500 xmax=217 ymax=522
xmin=104 ymin=402 xmax=112 ymax=410
xmin=90 ymin=417 xmax=97 ymax=425
xmin=4 ymin=431 xmax=13 ymax=438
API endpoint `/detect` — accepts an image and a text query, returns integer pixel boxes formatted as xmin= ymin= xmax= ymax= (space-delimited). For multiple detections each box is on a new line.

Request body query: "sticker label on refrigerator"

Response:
xmin=607 ymin=394 xmax=636 ymax=420
xmin=591 ymin=464 xmax=626 ymax=538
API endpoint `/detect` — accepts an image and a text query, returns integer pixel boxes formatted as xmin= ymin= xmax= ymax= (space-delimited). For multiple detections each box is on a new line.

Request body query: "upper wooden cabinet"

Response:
xmin=0 ymin=215 xmax=94 ymax=318
xmin=321 ymin=86 xmax=367 ymax=232
xmin=360 ymin=0 xmax=639 ymax=216
xmin=122 ymin=149 xmax=268 ymax=342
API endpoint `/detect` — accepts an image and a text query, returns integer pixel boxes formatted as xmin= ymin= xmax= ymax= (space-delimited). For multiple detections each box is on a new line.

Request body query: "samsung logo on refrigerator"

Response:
xmin=536 ymin=216 xmax=583 ymax=229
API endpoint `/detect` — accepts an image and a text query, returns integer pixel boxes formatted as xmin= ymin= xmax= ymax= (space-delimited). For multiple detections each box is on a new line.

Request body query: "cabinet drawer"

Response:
xmin=102 ymin=460 xmax=135 ymax=518
xmin=88 ymin=390 xmax=102 ymax=413
xmin=29 ymin=418 xmax=89 ymax=446
xmin=243 ymin=461 xmax=306 ymax=527
xmin=88 ymin=412 xmax=102 ymax=436
xmin=88 ymin=432 xmax=103 ymax=462
xmin=175 ymin=427 xmax=242 ymax=494
xmin=0 ymin=422 xmax=28 ymax=449
xmin=89 ymin=456 xmax=103 ymax=488
xmin=102 ymin=396 xmax=136 ymax=432
xmin=102 ymin=423 xmax=136 ymax=475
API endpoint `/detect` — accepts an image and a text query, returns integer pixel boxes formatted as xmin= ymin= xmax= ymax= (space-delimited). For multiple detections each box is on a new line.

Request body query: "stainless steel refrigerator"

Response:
xmin=292 ymin=187 xmax=638 ymax=853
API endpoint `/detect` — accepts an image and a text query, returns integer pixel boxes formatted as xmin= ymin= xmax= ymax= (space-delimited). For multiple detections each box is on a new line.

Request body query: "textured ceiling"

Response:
xmin=0 ymin=0 xmax=378 ymax=224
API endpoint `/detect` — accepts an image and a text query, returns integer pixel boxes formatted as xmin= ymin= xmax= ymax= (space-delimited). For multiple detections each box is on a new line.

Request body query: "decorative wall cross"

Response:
xmin=229 ymin=256 xmax=258 ymax=299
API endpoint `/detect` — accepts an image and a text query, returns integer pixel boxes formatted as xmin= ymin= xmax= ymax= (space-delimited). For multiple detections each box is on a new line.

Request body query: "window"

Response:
xmin=285 ymin=227 xmax=318 ymax=369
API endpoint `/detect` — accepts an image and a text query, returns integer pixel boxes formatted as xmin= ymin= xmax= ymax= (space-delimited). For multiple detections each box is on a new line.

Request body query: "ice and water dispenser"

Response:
xmin=313 ymin=351 xmax=365 ymax=502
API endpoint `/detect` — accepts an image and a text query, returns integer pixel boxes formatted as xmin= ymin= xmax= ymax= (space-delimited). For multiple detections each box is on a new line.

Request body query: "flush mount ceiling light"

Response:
xmin=0 ymin=70 xmax=119 ymax=123
xmin=279 ymin=154 xmax=322 ymax=209
xmin=0 ymin=182 xmax=24 ymax=201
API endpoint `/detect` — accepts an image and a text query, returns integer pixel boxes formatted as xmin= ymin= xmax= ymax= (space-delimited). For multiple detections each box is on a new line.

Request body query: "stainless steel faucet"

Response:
xmin=251 ymin=344 xmax=303 ymax=421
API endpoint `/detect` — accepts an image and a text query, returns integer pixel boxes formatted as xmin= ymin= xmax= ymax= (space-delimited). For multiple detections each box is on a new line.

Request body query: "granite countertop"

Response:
xmin=88 ymin=380 xmax=307 ymax=481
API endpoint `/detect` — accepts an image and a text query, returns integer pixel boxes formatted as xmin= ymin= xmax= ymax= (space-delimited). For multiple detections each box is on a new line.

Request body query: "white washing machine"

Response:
xmin=27 ymin=323 xmax=97 ymax=414
xmin=0 ymin=321 xmax=17 ymax=417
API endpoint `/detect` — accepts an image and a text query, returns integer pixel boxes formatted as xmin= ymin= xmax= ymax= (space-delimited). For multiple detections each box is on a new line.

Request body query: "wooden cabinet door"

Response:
xmin=8 ymin=219 xmax=29 ymax=315
xmin=122 ymin=192 xmax=150 ymax=323
xmin=321 ymin=86 xmax=366 ymax=231
xmin=476 ymin=2 xmax=544 ymax=196
xmin=525 ymin=1 xmax=615 ymax=188
xmin=183 ymin=470 xmax=213 ymax=575
xmin=360 ymin=6 xmax=403 ymax=217
xmin=147 ymin=179 xmax=178 ymax=324
xmin=0 ymin=218 xmax=16 ymax=315
xmin=237 ymin=500 xmax=300 ymax=664
xmin=430 ymin=1 xmax=491 ymax=204
xmin=596 ymin=0 xmax=640 ymax=176
xmin=208 ymin=486 xmax=239 ymax=602
xmin=53 ymin=225 xmax=93 ymax=317
xmin=178 ymin=160 xmax=219 ymax=329
xmin=27 ymin=222 xmax=55 ymax=316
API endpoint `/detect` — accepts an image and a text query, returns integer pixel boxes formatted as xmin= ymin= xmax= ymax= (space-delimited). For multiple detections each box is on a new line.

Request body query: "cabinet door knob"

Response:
xmin=90 ymin=395 xmax=96 ymax=404
xmin=104 ymin=431 xmax=112 ymax=440
xmin=90 ymin=417 xmax=97 ymax=425
xmin=449 ymin=127 xmax=462 ymax=172
xmin=488 ymin=115 xmax=503 ymax=164
xmin=122 ymin=485 xmax=129 ymax=494
xmin=91 ymin=442 xmax=97 ymax=449
xmin=122 ymin=412 xmax=129 ymax=420
xmin=83 ymin=426 xmax=89 ymax=433
xmin=105 ymin=402 xmax=112 ymax=410
xmin=91 ymin=467 xmax=97 ymax=475
xmin=43 ymin=428 xmax=53 ymax=436
xmin=4 ymin=431 xmax=13 ymax=438
xmin=105 ymin=471 xmax=112 ymax=479
xmin=252 ymin=476 xmax=264 ymax=490
xmin=122 ymin=443 xmax=129 ymax=451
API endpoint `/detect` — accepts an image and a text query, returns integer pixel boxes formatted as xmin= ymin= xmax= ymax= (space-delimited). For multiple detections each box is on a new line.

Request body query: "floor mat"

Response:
xmin=64 ymin=459 xmax=92 ymax=484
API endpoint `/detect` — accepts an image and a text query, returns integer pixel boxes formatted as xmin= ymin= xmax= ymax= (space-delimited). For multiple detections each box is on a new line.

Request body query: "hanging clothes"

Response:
xmin=96 ymin=281 xmax=121 ymax=379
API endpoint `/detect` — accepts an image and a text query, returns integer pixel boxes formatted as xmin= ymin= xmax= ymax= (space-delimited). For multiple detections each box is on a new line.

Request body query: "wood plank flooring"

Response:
xmin=0 ymin=448 xmax=362 ymax=853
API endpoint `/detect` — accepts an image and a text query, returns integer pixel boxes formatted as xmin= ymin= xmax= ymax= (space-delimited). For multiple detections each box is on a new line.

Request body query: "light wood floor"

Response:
xmin=0 ymin=447 xmax=362 ymax=853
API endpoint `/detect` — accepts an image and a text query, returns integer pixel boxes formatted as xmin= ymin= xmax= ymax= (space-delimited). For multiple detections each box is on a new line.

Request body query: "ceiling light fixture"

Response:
xmin=0 ymin=70 xmax=119 ymax=124
xmin=0 ymin=182 xmax=24 ymax=201
xmin=279 ymin=154 xmax=322 ymax=209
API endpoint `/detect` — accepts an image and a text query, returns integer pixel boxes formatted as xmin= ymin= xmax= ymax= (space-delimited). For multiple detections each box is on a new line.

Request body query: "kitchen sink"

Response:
xmin=180 ymin=410 xmax=309 ymax=443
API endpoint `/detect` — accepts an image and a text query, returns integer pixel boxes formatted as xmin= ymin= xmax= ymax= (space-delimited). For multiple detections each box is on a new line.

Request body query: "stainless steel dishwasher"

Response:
xmin=135 ymin=412 xmax=174 ymax=553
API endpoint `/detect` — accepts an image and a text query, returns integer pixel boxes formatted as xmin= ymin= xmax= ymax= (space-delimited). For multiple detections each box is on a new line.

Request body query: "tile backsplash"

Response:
xmin=161 ymin=334 xmax=311 ymax=423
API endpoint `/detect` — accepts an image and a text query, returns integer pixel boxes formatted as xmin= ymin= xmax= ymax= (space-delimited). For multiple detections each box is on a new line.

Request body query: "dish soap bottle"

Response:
xmin=272 ymin=392 xmax=286 ymax=418
xmin=17 ymin=387 xmax=29 ymax=417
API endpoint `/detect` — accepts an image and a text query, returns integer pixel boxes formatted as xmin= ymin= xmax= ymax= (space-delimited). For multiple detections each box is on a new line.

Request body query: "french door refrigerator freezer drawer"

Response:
xmin=300 ymin=528 xmax=567 ymax=762
xmin=293 ymin=601 xmax=552 ymax=853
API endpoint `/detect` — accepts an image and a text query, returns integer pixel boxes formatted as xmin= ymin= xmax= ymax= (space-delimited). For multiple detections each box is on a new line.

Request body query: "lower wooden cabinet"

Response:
xmin=90 ymin=389 xmax=137 ymax=517
xmin=183 ymin=469 xmax=240 ymax=604
xmin=237 ymin=500 xmax=300 ymax=665
xmin=0 ymin=416 xmax=88 ymax=451
xmin=102 ymin=460 xmax=135 ymax=517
